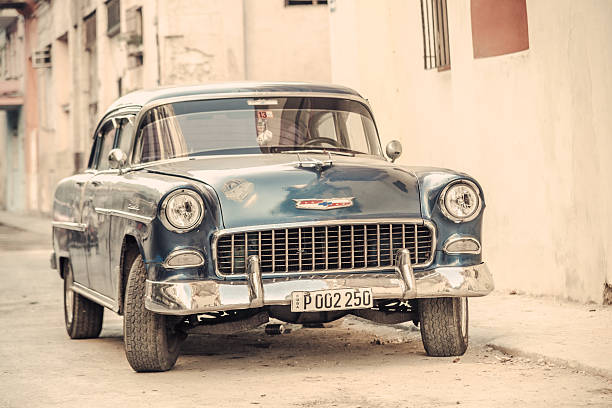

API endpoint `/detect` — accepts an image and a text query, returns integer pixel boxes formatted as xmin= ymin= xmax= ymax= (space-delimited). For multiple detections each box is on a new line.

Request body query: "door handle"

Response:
xmin=92 ymin=180 xmax=103 ymax=187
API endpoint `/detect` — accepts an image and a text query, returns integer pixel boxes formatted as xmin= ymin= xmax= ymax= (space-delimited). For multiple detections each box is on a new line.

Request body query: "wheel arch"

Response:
xmin=117 ymin=234 xmax=144 ymax=315
xmin=58 ymin=256 xmax=70 ymax=279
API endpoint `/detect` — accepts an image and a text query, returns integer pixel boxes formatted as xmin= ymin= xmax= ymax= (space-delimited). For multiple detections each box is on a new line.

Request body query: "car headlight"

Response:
xmin=439 ymin=180 xmax=482 ymax=223
xmin=160 ymin=189 xmax=205 ymax=232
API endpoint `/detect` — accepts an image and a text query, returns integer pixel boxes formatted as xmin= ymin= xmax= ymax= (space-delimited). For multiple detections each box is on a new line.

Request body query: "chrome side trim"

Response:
xmin=72 ymin=282 xmax=119 ymax=312
xmin=144 ymin=262 xmax=493 ymax=315
xmin=52 ymin=221 xmax=87 ymax=232
xmin=211 ymin=218 xmax=437 ymax=278
xmin=94 ymin=207 xmax=154 ymax=223
xmin=443 ymin=235 xmax=482 ymax=254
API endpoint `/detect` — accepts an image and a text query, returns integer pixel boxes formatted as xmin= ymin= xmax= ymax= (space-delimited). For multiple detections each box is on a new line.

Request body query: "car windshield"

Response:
xmin=133 ymin=97 xmax=382 ymax=163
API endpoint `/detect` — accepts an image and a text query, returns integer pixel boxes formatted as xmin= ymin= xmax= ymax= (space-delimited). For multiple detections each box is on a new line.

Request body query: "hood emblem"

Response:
xmin=293 ymin=198 xmax=354 ymax=210
xmin=295 ymin=152 xmax=333 ymax=173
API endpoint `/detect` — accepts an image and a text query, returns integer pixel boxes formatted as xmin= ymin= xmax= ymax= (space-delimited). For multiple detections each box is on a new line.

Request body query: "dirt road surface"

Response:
xmin=1 ymin=223 xmax=610 ymax=407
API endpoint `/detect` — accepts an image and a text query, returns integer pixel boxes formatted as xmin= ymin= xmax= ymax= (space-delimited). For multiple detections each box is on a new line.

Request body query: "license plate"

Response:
xmin=291 ymin=288 xmax=373 ymax=312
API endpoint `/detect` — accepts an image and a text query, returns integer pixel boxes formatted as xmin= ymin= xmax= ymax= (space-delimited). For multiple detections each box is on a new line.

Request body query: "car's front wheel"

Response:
xmin=418 ymin=297 xmax=468 ymax=357
xmin=123 ymin=253 xmax=186 ymax=372
xmin=63 ymin=262 xmax=104 ymax=339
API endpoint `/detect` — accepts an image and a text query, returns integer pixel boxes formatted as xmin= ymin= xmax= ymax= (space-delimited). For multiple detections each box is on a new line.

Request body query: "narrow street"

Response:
xmin=0 ymin=223 xmax=610 ymax=408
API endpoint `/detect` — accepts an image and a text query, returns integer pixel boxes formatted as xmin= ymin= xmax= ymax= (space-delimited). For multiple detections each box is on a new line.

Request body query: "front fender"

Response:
xmin=406 ymin=166 xmax=486 ymax=270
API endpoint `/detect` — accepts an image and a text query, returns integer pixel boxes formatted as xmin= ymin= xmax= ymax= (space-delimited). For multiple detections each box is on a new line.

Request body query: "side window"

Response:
xmin=135 ymin=107 xmax=187 ymax=164
xmin=116 ymin=116 xmax=135 ymax=157
xmin=96 ymin=121 xmax=117 ymax=170
xmin=135 ymin=110 xmax=161 ymax=163
xmin=87 ymin=137 xmax=101 ymax=170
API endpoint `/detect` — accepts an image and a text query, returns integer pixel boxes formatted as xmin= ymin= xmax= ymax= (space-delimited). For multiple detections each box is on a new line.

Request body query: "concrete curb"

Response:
xmin=486 ymin=343 xmax=612 ymax=379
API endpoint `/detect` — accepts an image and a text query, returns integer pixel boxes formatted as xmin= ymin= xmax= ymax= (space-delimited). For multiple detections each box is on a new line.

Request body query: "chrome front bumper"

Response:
xmin=145 ymin=249 xmax=494 ymax=315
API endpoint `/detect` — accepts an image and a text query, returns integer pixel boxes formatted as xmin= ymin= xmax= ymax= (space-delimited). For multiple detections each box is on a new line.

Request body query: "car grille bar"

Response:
xmin=215 ymin=221 xmax=435 ymax=276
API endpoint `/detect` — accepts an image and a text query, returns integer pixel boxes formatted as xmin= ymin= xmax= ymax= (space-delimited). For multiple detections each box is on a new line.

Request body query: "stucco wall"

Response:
xmin=244 ymin=0 xmax=331 ymax=82
xmin=329 ymin=0 xmax=612 ymax=303
xmin=157 ymin=0 xmax=245 ymax=86
xmin=0 ymin=112 xmax=6 ymax=210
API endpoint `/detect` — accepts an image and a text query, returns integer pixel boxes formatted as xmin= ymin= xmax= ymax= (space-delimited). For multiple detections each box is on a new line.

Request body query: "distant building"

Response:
xmin=0 ymin=0 xmax=331 ymax=213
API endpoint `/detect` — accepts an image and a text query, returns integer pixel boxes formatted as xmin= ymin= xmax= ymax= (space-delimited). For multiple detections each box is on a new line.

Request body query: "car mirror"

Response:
xmin=108 ymin=148 xmax=127 ymax=171
xmin=385 ymin=140 xmax=402 ymax=163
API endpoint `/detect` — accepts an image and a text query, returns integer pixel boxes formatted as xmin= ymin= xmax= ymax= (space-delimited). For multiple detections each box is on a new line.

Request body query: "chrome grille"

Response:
xmin=215 ymin=221 xmax=435 ymax=276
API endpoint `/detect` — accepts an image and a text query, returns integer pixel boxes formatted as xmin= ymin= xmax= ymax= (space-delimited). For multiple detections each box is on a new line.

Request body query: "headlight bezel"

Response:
xmin=439 ymin=180 xmax=483 ymax=223
xmin=160 ymin=188 xmax=205 ymax=233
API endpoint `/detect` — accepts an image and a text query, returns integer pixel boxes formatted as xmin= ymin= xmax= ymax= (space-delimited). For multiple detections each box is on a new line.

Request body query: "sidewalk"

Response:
xmin=347 ymin=290 xmax=612 ymax=379
xmin=0 ymin=210 xmax=52 ymax=240
xmin=2 ymin=210 xmax=611 ymax=378
xmin=470 ymin=292 xmax=612 ymax=378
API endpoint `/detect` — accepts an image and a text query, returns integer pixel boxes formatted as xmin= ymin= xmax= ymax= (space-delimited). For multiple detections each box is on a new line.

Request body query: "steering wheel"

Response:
xmin=301 ymin=137 xmax=342 ymax=148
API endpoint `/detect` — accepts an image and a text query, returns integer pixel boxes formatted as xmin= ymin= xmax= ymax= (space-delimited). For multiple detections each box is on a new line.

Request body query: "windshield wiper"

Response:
xmin=189 ymin=147 xmax=263 ymax=156
xmin=281 ymin=149 xmax=355 ymax=157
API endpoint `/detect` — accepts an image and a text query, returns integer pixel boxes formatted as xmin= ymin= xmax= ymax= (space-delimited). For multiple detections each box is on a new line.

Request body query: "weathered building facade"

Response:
xmin=329 ymin=0 xmax=612 ymax=303
xmin=2 ymin=0 xmax=610 ymax=304
xmin=0 ymin=0 xmax=331 ymax=213
xmin=0 ymin=7 xmax=26 ymax=212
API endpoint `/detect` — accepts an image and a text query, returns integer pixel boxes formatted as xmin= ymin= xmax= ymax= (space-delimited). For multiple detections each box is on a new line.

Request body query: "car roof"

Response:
xmin=104 ymin=81 xmax=364 ymax=116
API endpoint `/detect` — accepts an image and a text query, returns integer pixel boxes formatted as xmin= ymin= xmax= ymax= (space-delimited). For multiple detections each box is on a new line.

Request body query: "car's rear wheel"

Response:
xmin=123 ymin=253 xmax=185 ymax=372
xmin=418 ymin=297 xmax=468 ymax=357
xmin=63 ymin=261 xmax=104 ymax=339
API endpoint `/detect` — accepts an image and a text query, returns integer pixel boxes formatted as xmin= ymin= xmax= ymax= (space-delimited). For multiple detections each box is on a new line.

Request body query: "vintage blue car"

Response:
xmin=51 ymin=82 xmax=493 ymax=372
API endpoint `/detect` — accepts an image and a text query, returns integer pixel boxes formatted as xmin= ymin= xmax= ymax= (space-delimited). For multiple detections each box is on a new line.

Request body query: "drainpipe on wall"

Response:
xmin=17 ymin=0 xmax=39 ymax=213
xmin=155 ymin=0 xmax=161 ymax=86
xmin=242 ymin=0 xmax=248 ymax=80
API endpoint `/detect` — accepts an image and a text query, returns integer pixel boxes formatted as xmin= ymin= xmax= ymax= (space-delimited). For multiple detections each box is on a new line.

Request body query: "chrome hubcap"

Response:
xmin=65 ymin=270 xmax=74 ymax=325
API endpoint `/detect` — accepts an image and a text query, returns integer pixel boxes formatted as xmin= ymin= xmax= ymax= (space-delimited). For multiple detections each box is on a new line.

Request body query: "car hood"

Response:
xmin=146 ymin=154 xmax=422 ymax=229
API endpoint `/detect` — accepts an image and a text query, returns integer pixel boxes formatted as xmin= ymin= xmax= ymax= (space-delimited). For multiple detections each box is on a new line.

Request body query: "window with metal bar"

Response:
xmin=285 ymin=0 xmax=327 ymax=6
xmin=84 ymin=12 xmax=97 ymax=51
xmin=420 ymin=0 xmax=451 ymax=70
xmin=106 ymin=0 xmax=120 ymax=37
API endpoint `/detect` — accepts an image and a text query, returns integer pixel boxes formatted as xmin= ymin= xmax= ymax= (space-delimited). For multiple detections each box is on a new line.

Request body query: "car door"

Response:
xmin=58 ymin=128 xmax=105 ymax=287
xmin=106 ymin=114 xmax=137 ymax=301
xmin=62 ymin=173 xmax=95 ymax=287
xmin=83 ymin=119 xmax=117 ymax=298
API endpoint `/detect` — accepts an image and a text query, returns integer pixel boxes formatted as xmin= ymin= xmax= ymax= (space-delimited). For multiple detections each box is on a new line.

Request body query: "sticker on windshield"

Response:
xmin=247 ymin=99 xmax=278 ymax=106
xmin=256 ymin=114 xmax=274 ymax=146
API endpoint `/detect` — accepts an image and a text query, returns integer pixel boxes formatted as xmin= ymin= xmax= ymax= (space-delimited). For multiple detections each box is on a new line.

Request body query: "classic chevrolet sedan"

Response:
xmin=51 ymin=82 xmax=493 ymax=372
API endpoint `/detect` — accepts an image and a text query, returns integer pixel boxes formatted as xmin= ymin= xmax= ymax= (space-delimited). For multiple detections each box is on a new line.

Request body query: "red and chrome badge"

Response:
xmin=293 ymin=198 xmax=354 ymax=210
